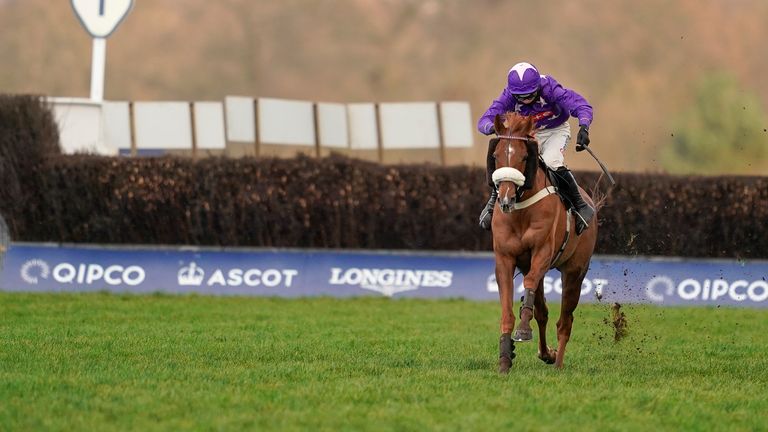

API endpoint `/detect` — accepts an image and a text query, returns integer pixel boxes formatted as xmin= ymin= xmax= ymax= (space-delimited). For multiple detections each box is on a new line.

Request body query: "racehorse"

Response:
xmin=490 ymin=112 xmax=599 ymax=371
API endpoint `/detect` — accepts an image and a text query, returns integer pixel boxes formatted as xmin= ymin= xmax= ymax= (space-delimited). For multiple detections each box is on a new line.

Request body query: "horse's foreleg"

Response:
xmin=534 ymin=281 xmax=556 ymax=364
xmin=496 ymin=255 xmax=517 ymax=334
xmin=513 ymin=248 xmax=552 ymax=343
xmin=495 ymin=255 xmax=517 ymax=373
xmin=555 ymin=268 xmax=586 ymax=369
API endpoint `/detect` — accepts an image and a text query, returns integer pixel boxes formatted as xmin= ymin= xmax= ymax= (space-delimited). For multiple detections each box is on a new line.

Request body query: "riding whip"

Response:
xmin=582 ymin=146 xmax=616 ymax=186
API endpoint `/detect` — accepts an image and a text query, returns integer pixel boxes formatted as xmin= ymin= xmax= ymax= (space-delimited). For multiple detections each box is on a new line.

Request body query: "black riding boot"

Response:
xmin=479 ymin=138 xmax=500 ymax=231
xmin=478 ymin=189 xmax=498 ymax=230
xmin=556 ymin=167 xmax=594 ymax=235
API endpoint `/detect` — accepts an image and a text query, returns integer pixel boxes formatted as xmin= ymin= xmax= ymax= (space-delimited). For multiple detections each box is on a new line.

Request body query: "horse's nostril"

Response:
xmin=499 ymin=196 xmax=515 ymax=213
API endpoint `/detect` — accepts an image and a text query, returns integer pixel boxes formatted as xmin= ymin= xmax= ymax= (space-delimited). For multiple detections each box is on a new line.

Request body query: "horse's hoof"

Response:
xmin=512 ymin=328 xmax=533 ymax=342
xmin=498 ymin=356 xmax=514 ymax=373
xmin=538 ymin=353 xmax=556 ymax=364
xmin=538 ymin=348 xmax=557 ymax=364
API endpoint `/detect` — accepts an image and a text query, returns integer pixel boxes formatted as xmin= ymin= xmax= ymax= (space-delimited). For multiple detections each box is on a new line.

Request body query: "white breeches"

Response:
xmin=534 ymin=122 xmax=570 ymax=169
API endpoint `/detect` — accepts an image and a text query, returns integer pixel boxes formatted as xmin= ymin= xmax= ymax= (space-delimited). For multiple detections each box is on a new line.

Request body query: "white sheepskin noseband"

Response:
xmin=492 ymin=167 xmax=525 ymax=187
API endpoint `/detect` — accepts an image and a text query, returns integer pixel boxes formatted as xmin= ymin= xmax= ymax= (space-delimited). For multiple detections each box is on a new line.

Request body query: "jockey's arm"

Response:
xmin=477 ymin=89 xmax=513 ymax=135
xmin=547 ymin=78 xmax=593 ymax=127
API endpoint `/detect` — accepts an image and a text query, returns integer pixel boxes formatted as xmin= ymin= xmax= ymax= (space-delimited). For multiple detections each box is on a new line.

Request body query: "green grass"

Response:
xmin=1 ymin=293 xmax=766 ymax=431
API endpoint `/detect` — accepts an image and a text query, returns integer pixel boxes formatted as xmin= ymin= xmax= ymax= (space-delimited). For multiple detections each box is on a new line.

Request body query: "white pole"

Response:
xmin=90 ymin=37 xmax=107 ymax=102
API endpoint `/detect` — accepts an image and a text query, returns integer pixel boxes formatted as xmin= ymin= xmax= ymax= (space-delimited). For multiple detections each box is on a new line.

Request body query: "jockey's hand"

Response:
xmin=576 ymin=125 xmax=590 ymax=152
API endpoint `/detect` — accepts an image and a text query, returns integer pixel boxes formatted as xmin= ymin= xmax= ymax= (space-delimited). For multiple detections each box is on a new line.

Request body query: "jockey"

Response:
xmin=477 ymin=62 xmax=595 ymax=235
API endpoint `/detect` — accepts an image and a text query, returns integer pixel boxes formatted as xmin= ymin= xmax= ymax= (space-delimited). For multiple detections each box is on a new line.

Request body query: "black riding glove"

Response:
xmin=576 ymin=125 xmax=590 ymax=152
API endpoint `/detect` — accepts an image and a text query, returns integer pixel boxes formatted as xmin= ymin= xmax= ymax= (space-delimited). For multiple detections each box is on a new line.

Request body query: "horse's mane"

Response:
xmin=501 ymin=112 xmax=534 ymax=137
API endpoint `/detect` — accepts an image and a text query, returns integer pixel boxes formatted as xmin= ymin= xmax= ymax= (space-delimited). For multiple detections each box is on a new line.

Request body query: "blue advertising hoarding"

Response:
xmin=1 ymin=243 xmax=766 ymax=307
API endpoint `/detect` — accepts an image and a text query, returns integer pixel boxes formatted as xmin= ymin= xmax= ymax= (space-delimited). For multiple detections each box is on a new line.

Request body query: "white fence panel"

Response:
xmin=48 ymin=97 xmax=115 ymax=155
xmin=379 ymin=102 xmax=440 ymax=149
xmin=193 ymin=102 xmax=226 ymax=149
xmin=347 ymin=103 xmax=378 ymax=150
xmin=258 ymin=98 xmax=315 ymax=146
xmin=224 ymin=96 xmax=255 ymax=143
xmin=439 ymin=102 xmax=474 ymax=148
xmin=133 ymin=102 xmax=192 ymax=150
xmin=102 ymin=101 xmax=131 ymax=152
xmin=317 ymin=103 xmax=348 ymax=149
xmin=48 ymin=96 xmax=475 ymax=157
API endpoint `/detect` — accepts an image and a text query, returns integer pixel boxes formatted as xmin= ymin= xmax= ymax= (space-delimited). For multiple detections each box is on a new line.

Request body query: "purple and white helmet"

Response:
xmin=506 ymin=62 xmax=541 ymax=95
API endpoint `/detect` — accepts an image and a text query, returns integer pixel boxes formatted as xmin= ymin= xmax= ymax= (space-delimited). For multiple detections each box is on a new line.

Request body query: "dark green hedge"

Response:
xmin=27 ymin=155 xmax=487 ymax=251
xmin=0 ymin=94 xmax=60 ymax=235
xmin=2 ymin=93 xmax=766 ymax=258
xmin=17 ymin=155 xmax=768 ymax=259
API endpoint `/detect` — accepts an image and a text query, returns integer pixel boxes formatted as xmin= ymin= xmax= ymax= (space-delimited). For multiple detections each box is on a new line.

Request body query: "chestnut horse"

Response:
xmin=491 ymin=112 xmax=598 ymax=371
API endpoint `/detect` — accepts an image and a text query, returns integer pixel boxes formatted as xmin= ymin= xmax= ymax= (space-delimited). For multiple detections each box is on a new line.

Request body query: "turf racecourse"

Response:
xmin=1 ymin=293 xmax=766 ymax=431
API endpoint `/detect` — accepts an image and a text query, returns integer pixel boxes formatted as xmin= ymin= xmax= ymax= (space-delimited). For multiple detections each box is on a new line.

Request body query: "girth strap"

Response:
xmin=549 ymin=208 xmax=572 ymax=268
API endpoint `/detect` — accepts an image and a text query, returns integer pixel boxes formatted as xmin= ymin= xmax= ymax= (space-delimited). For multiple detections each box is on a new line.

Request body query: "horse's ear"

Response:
xmin=493 ymin=114 xmax=504 ymax=135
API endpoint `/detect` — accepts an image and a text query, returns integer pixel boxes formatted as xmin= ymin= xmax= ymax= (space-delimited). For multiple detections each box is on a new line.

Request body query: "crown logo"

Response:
xmin=178 ymin=262 xmax=205 ymax=286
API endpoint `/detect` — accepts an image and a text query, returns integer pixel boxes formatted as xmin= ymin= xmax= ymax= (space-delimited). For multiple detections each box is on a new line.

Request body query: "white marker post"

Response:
xmin=71 ymin=0 xmax=134 ymax=102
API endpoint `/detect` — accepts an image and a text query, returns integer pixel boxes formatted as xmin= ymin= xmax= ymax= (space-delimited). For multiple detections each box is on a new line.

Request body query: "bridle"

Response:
xmin=493 ymin=133 xmax=541 ymax=201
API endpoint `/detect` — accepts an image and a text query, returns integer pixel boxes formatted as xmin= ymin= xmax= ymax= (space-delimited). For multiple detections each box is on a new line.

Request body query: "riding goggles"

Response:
xmin=513 ymin=90 xmax=538 ymax=102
